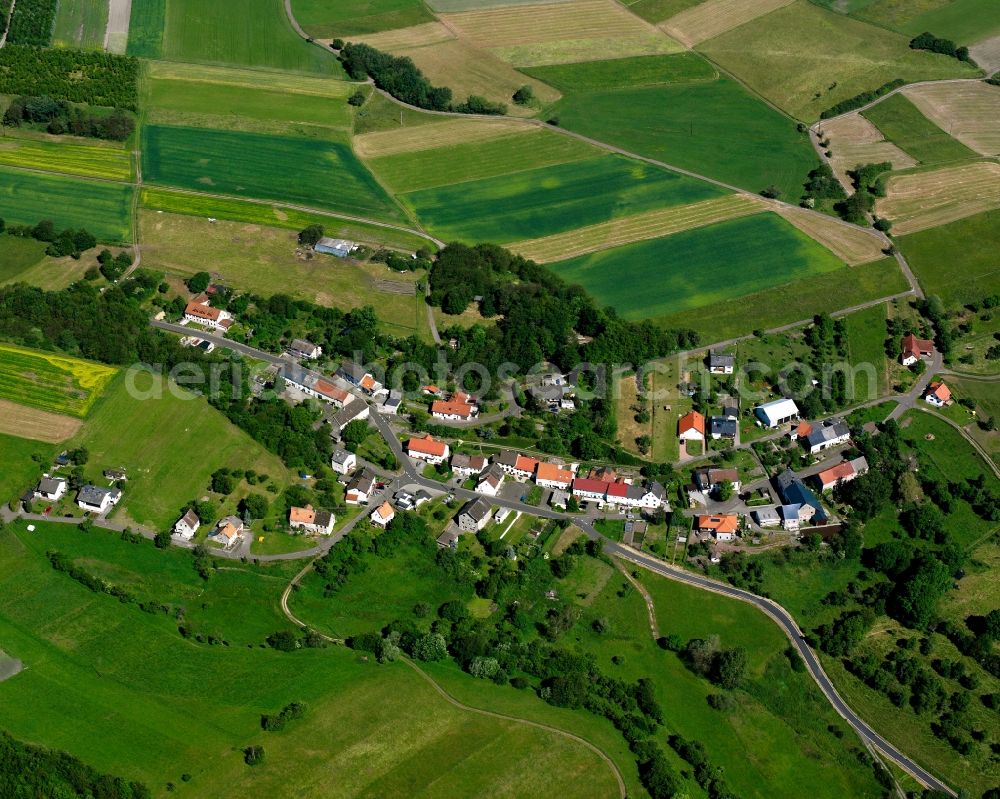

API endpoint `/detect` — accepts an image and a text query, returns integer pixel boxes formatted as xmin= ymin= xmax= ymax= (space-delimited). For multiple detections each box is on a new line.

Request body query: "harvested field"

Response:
xmin=441 ymin=0 xmax=682 ymax=66
xmin=969 ymin=34 xmax=1000 ymax=74
xmin=510 ymin=194 xmax=764 ymax=262
xmin=660 ymin=0 xmax=796 ymax=48
xmin=775 ymin=206 xmax=887 ymax=265
xmin=354 ymin=116 xmax=533 ymax=158
xmin=861 ymin=92 xmax=977 ymax=166
xmin=902 ymin=82 xmax=1000 ymax=157
xmin=146 ymin=61 xmax=351 ymax=98
xmin=386 ymin=37 xmax=561 ymax=115
xmin=876 ymin=162 xmax=1000 ymax=234
xmin=105 ymin=0 xmax=132 ymax=52
xmin=0 ymin=399 xmax=83 ymax=443
xmin=355 ymin=20 xmax=455 ymax=50
xmin=819 ymin=112 xmax=916 ymax=186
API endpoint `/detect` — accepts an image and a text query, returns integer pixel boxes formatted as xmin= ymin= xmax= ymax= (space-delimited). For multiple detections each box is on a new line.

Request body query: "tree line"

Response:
xmin=0 ymin=46 xmax=139 ymax=110
xmin=820 ymin=78 xmax=904 ymax=119
xmin=3 ymin=93 xmax=135 ymax=140
xmin=910 ymin=32 xmax=973 ymax=64
xmin=0 ymin=216 xmax=97 ymax=259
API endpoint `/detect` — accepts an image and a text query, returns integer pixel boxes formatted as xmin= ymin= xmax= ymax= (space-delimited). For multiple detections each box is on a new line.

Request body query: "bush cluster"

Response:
xmin=3 ymin=94 xmax=135 ymax=140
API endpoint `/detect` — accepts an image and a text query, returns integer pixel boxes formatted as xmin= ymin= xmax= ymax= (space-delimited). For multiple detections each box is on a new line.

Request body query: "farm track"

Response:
xmin=0 ymin=0 xmax=15 ymax=48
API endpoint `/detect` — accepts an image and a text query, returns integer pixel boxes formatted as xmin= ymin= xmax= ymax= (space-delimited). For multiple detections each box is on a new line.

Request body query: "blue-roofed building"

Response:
xmin=774 ymin=469 xmax=828 ymax=524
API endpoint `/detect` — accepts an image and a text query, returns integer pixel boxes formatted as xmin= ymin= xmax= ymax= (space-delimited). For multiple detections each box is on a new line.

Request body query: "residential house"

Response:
xmin=495 ymin=451 xmax=539 ymax=482
xmin=678 ymin=411 xmax=706 ymax=442
xmin=451 ymin=453 xmax=488 ymax=479
xmin=476 ymin=463 xmax=505 ymax=497
xmin=280 ymin=364 xmax=350 ymax=407
xmin=620 ymin=482 xmax=667 ymax=510
xmin=550 ymin=489 xmax=569 ymax=509
xmin=535 ymin=462 xmax=574 ymax=490
xmin=413 ymin=489 xmax=432 ymax=507
xmin=288 ymin=504 xmax=335 ymax=535
xmin=35 ymin=477 xmax=67 ymax=502
xmin=437 ymin=529 xmax=460 ymax=550
xmin=173 ymin=509 xmax=200 ymax=540
xmin=696 ymin=514 xmax=739 ymax=541
xmin=210 ymin=516 xmax=245 ymax=548
xmin=315 ymin=237 xmax=357 ymax=258
xmin=755 ymin=398 xmax=799 ymax=429
xmin=288 ymin=339 xmax=322 ymax=360
xmin=330 ymin=449 xmax=357 ymax=475
xmin=790 ymin=420 xmax=813 ymax=441
xmin=380 ymin=391 xmax=402 ymax=415
xmin=900 ymin=333 xmax=934 ymax=367
xmin=103 ymin=468 xmax=127 ymax=482
xmin=693 ymin=467 xmax=741 ymax=495
xmin=780 ymin=503 xmax=815 ymax=532
xmin=924 ymin=381 xmax=952 ymax=407
xmin=406 ymin=433 xmax=450 ymax=465
xmin=184 ymin=295 xmax=234 ymax=331
xmin=774 ymin=470 xmax=828 ymax=525
xmin=370 ymin=501 xmax=395 ymax=528
xmin=802 ymin=420 xmax=851 ymax=454
xmin=76 ymin=485 xmax=121 ymax=514
xmin=571 ymin=477 xmax=610 ymax=503
xmin=329 ymin=400 xmax=370 ymax=439
xmin=710 ymin=416 xmax=737 ymax=440
xmin=721 ymin=401 xmax=739 ymax=421
xmin=815 ymin=456 xmax=869 ymax=492
xmin=431 ymin=398 xmax=478 ymax=421
xmin=458 ymin=497 xmax=494 ymax=532
xmin=337 ymin=362 xmax=380 ymax=395
xmin=421 ymin=385 xmax=443 ymax=397
xmin=708 ymin=351 xmax=735 ymax=375
xmin=345 ymin=468 xmax=378 ymax=505
xmin=751 ymin=507 xmax=781 ymax=528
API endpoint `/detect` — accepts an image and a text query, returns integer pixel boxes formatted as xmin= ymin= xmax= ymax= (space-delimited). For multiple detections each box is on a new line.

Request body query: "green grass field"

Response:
xmin=545 ymin=74 xmax=819 ymax=200
xmin=126 ymin=0 xmax=166 ymax=58
xmin=524 ymin=52 xmax=717 ymax=92
xmin=67 ymin=374 xmax=291 ymax=529
xmin=51 ymin=0 xmax=108 ymax=49
xmin=292 ymin=0 xmax=435 ymax=36
xmin=142 ymin=125 xmax=406 ymax=223
xmin=697 ymin=0 xmax=979 ymax=121
xmin=867 ymin=0 xmax=1000 ymax=44
xmin=862 ymin=92 xmax=978 ymax=165
xmin=0 ymin=166 xmax=134 ymax=242
xmin=0 ymin=137 xmax=132 ymax=181
xmin=0 ymin=521 xmax=619 ymax=797
xmin=139 ymin=210 xmax=431 ymax=340
xmin=146 ymin=72 xmax=355 ymax=136
xmin=140 ymin=187 xmax=431 ymax=251
xmin=0 ymin=433 xmax=55 ymax=503
xmin=657 ymin=257 xmax=906 ymax=340
xmin=366 ymin=129 xmax=600 ymax=193
xmin=0 ymin=235 xmax=47 ymax=283
xmin=843 ymin=302 xmax=889 ymax=400
xmin=548 ymin=212 xmax=844 ymax=320
xmin=160 ymin=0 xmax=343 ymax=74
xmin=399 ymin=154 xmax=727 ymax=243
xmin=621 ymin=0 xmax=702 ymax=24
xmin=896 ymin=208 xmax=1000 ymax=304
xmin=0 ymin=343 xmax=117 ymax=418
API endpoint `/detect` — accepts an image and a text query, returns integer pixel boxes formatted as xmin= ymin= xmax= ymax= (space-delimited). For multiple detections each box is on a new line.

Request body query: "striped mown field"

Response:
xmin=902 ymin=82 xmax=1000 ymax=158
xmin=876 ymin=161 xmax=1000 ymax=234
xmin=0 ymin=137 xmax=132 ymax=181
xmin=660 ymin=0 xmax=795 ymax=47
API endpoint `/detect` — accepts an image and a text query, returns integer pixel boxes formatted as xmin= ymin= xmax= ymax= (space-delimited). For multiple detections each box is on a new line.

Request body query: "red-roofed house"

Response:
xmin=407 ymin=433 xmax=450 ymax=464
xmin=678 ymin=411 xmax=705 ymax=442
xmin=790 ymin=420 xmax=813 ymax=441
xmin=815 ymin=456 xmax=869 ymax=492
xmin=901 ymin=333 xmax=935 ymax=367
xmin=572 ymin=478 xmax=610 ymax=502
xmin=431 ymin=399 xmax=477 ymax=421
xmin=923 ymin=381 xmax=952 ymax=407
xmin=535 ymin=462 xmax=574 ymax=490
xmin=184 ymin=295 xmax=233 ymax=331
xmin=696 ymin=514 xmax=739 ymax=541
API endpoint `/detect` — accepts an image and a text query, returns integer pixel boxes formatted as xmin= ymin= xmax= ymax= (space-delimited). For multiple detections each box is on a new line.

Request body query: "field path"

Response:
xmin=0 ymin=0 xmax=15 ymax=47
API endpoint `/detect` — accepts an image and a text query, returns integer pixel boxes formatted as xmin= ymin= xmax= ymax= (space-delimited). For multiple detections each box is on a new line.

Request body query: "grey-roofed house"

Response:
xmin=458 ymin=497 xmax=493 ymax=532
xmin=775 ymin=470 xmax=828 ymax=525
xmin=708 ymin=351 xmax=735 ymax=374
xmin=437 ymin=529 xmax=460 ymax=550
xmin=693 ymin=467 xmax=741 ymax=494
xmin=36 ymin=477 xmax=67 ymax=502
xmin=76 ymin=485 xmax=121 ymax=514
xmin=345 ymin=467 xmax=378 ymax=505
xmin=329 ymin=399 xmax=371 ymax=439
xmin=288 ymin=339 xmax=322 ymax=359
xmin=451 ymin=452 xmax=488 ymax=478
xmin=710 ymin=416 xmax=738 ymax=440
xmin=802 ymin=420 xmax=851 ymax=454
xmin=751 ymin=507 xmax=781 ymax=528
xmin=173 ymin=509 xmax=200 ymax=540
xmin=380 ymin=391 xmax=402 ymax=415
xmin=330 ymin=449 xmax=357 ymax=475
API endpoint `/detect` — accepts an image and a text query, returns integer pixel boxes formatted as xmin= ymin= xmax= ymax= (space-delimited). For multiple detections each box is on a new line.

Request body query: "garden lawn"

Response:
xmin=141 ymin=125 xmax=406 ymax=223
xmin=862 ymin=92 xmax=977 ymax=166
xmin=548 ymin=212 xmax=844 ymax=320
xmin=292 ymin=0 xmax=435 ymax=36
xmin=657 ymin=257 xmax=906 ymax=340
xmin=160 ymin=0 xmax=343 ymax=74
xmin=0 ymin=137 xmax=132 ymax=181
xmin=0 ymin=521 xmax=618 ymax=798
xmin=0 ymin=167 xmax=133 ymax=243
xmin=126 ymin=0 xmax=167 ymax=58
xmin=546 ymin=74 xmax=819 ymax=200
xmin=399 ymin=154 xmax=726 ymax=243
xmin=67 ymin=374 xmax=291 ymax=530
xmin=0 ymin=343 xmax=117 ymax=418
xmin=0 ymin=433 xmax=55 ymax=504
xmin=51 ymin=0 xmax=108 ymax=48
xmin=896 ymin=208 xmax=1000 ymax=304
xmin=697 ymin=0 xmax=979 ymax=121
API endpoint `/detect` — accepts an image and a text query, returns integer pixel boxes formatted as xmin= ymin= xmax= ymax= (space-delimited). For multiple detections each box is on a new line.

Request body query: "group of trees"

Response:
xmin=3 ymin=94 xmax=135 ymax=140
xmin=801 ymin=163 xmax=846 ymax=205
xmin=835 ymin=161 xmax=891 ymax=226
xmin=5 ymin=0 xmax=57 ymax=45
xmin=0 ymin=46 xmax=140 ymax=110
xmin=910 ymin=32 xmax=972 ymax=63
xmin=0 ymin=730 xmax=150 ymax=798
xmin=337 ymin=42 xmax=506 ymax=115
xmin=1 ymin=216 xmax=97 ymax=259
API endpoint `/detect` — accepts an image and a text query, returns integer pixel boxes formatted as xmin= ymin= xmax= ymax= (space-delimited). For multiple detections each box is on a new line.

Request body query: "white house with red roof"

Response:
xmin=184 ymin=294 xmax=234 ymax=331
xmin=923 ymin=381 xmax=952 ymax=407
xmin=535 ymin=462 xmax=574 ymax=490
xmin=678 ymin=411 xmax=706 ymax=442
xmin=407 ymin=433 xmax=450 ymax=465
xmin=901 ymin=333 xmax=934 ymax=367
xmin=495 ymin=450 xmax=539 ymax=481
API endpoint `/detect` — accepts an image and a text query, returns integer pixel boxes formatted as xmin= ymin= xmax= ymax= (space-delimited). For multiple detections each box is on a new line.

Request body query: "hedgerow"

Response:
xmin=820 ymin=78 xmax=904 ymax=119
